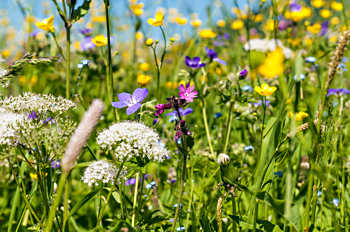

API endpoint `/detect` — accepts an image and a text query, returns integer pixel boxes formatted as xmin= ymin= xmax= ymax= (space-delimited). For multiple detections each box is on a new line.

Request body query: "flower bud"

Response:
xmin=145 ymin=38 xmax=153 ymax=46
xmin=217 ymin=153 xmax=230 ymax=165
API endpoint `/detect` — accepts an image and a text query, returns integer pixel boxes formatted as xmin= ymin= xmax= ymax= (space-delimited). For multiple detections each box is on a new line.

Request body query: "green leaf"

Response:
xmin=71 ymin=0 xmax=91 ymax=23
xmin=68 ymin=187 xmax=101 ymax=218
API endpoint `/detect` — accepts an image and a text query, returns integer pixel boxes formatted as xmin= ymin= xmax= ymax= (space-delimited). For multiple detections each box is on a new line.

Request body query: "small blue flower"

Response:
xmin=273 ymin=171 xmax=283 ymax=178
xmin=317 ymin=190 xmax=322 ymax=197
xmin=244 ymin=145 xmax=254 ymax=151
xmin=176 ymin=226 xmax=186 ymax=231
xmin=241 ymin=85 xmax=253 ymax=92
xmin=293 ymin=74 xmax=305 ymax=81
xmin=332 ymin=198 xmax=339 ymax=207
xmin=214 ymin=112 xmax=223 ymax=118
xmin=305 ymin=57 xmax=316 ymax=63
xmin=173 ymin=203 xmax=183 ymax=209
xmin=146 ymin=181 xmax=157 ymax=189
xmin=77 ymin=63 xmax=84 ymax=69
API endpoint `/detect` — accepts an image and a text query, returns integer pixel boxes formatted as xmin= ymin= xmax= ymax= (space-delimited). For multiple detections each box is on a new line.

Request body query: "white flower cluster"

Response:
xmin=82 ymin=160 xmax=121 ymax=186
xmin=0 ymin=92 xmax=75 ymax=115
xmin=0 ymin=108 xmax=26 ymax=146
xmin=244 ymin=38 xmax=292 ymax=58
xmin=97 ymin=121 xmax=170 ymax=162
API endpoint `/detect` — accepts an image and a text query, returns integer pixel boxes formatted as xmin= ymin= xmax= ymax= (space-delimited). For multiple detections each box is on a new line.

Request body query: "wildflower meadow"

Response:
xmin=1 ymin=0 xmax=350 ymax=231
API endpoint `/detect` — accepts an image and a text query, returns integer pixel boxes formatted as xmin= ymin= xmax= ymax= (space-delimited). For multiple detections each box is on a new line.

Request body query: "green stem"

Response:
xmin=171 ymin=152 xmax=187 ymax=232
xmin=65 ymin=26 xmax=71 ymax=99
xmin=45 ymin=173 xmax=67 ymax=232
xmin=152 ymin=47 xmax=161 ymax=98
xmin=185 ymin=159 xmax=194 ymax=232
xmin=104 ymin=1 xmax=119 ymax=121
xmin=96 ymin=186 xmax=115 ymax=228
xmin=131 ymin=172 xmax=140 ymax=228
xmin=340 ymin=0 xmax=348 ymax=28
xmin=50 ymin=32 xmax=65 ymax=60
xmin=201 ymin=100 xmax=215 ymax=157
xmin=223 ymin=102 xmax=233 ymax=154
xmin=304 ymin=174 xmax=313 ymax=231
xmin=232 ymin=195 xmax=237 ymax=232
xmin=63 ymin=180 xmax=69 ymax=230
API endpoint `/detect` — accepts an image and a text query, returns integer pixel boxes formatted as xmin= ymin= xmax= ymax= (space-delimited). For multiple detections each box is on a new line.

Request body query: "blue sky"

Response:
xmin=0 ymin=0 xmax=250 ymax=42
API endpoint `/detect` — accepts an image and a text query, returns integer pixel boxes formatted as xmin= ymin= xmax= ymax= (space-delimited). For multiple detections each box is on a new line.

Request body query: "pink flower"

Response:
xmin=179 ymin=83 xmax=198 ymax=103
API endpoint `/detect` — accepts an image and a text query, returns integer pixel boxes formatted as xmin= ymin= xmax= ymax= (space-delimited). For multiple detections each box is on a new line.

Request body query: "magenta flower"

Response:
xmin=179 ymin=83 xmax=198 ymax=103
xmin=112 ymin=88 xmax=148 ymax=115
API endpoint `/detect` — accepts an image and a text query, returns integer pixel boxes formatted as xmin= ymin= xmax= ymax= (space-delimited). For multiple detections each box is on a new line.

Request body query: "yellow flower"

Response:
xmin=217 ymin=19 xmax=226 ymax=27
xmin=265 ymin=19 xmax=275 ymax=31
xmin=92 ymin=16 xmax=106 ymax=23
xmin=1 ymin=49 xmax=11 ymax=58
xmin=92 ymin=35 xmax=108 ymax=47
xmin=137 ymin=74 xmax=152 ymax=86
xmin=304 ymin=37 xmax=313 ymax=46
xmin=148 ymin=11 xmax=164 ymax=27
xmin=231 ymin=20 xmax=244 ymax=30
xmin=176 ymin=17 xmax=187 ymax=25
xmin=130 ymin=2 xmax=144 ymax=16
xmin=74 ymin=41 xmax=81 ymax=51
xmin=36 ymin=16 xmax=54 ymax=32
xmin=307 ymin=23 xmax=321 ymax=34
xmin=320 ymin=9 xmax=331 ymax=18
xmin=311 ymin=0 xmax=324 ymax=8
xmin=30 ymin=75 xmax=38 ymax=85
xmin=135 ymin=31 xmax=144 ymax=40
xmin=139 ymin=62 xmax=150 ymax=71
xmin=166 ymin=81 xmax=173 ymax=88
xmin=295 ymin=112 xmax=309 ymax=121
xmin=330 ymin=17 xmax=340 ymax=25
xmin=331 ymin=1 xmax=343 ymax=11
xmin=258 ymin=48 xmax=284 ymax=79
xmin=254 ymin=14 xmax=263 ymax=23
xmin=30 ymin=173 xmax=38 ymax=180
xmin=190 ymin=19 xmax=202 ymax=28
xmin=199 ymin=29 xmax=217 ymax=39
xmin=329 ymin=35 xmax=338 ymax=43
xmin=145 ymin=38 xmax=154 ymax=46
xmin=18 ymin=75 xmax=26 ymax=85
xmin=254 ymin=83 xmax=277 ymax=96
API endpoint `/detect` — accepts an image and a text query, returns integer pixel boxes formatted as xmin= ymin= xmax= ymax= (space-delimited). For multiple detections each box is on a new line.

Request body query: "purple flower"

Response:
xmin=30 ymin=31 xmax=39 ymax=37
xmin=179 ymin=83 xmax=198 ymax=103
xmin=80 ymin=28 xmax=92 ymax=36
xmin=205 ymin=47 xmax=226 ymax=65
xmin=51 ymin=160 xmax=60 ymax=169
xmin=327 ymin=88 xmax=350 ymax=97
xmin=112 ymin=88 xmax=149 ymax=115
xmin=81 ymin=37 xmax=96 ymax=51
xmin=239 ymin=69 xmax=248 ymax=78
xmin=28 ymin=111 xmax=37 ymax=120
xmin=125 ymin=178 xmax=136 ymax=186
xmin=185 ymin=56 xmax=206 ymax=69
xmin=125 ymin=177 xmax=143 ymax=186
xmin=165 ymin=108 xmax=193 ymax=117
xmin=43 ymin=117 xmax=53 ymax=124
xmin=278 ymin=19 xmax=291 ymax=31
xmin=290 ymin=2 xmax=301 ymax=11
xmin=320 ymin=21 xmax=329 ymax=36
xmin=250 ymin=100 xmax=271 ymax=107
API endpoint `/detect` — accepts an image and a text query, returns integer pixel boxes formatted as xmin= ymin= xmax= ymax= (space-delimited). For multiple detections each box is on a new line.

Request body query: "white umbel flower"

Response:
xmin=82 ymin=160 xmax=120 ymax=186
xmin=97 ymin=121 xmax=170 ymax=162
xmin=0 ymin=108 xmax=26 ymax=146
xmin=244 ymin=38 xmax=292 ymax=58
xmin=0 ymin=92 xmax=75 ymax=115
